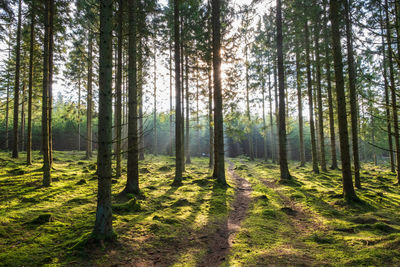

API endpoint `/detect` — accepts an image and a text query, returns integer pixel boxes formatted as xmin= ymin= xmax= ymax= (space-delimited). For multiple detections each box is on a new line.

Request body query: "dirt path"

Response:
xmin=197 ymin=163 xmax=253 ymax=267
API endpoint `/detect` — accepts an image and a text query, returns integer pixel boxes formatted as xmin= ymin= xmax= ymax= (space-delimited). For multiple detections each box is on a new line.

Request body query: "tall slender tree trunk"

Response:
xmin=245 ymin=44 xmax=253 ymax=160
xmin=212 ymin=0 xmax=226 ymax=185
xmin=86 ymin=34 xmax=93 ymax=159
xmin=314 ymin=18 xmax=327 ymax=172
xmin=262 ymin=75 xmax=268 ymax=162
xmin=295 ymin=49 xmax=305 ymax=166
xmin=208 ymin=65 xmax=214 ymax=168
xmin=78 ymin=77 xmax=81 ymax=151
xmin=153 ymin=36 xmax=158 ymax=156
xmin=20 ymin=81 xmax=25 ymax=152
xmin=5 ymin=26 xmax=11 ymax=150
xmin=330 ymin=0 xmax=358 ymax=202
xmin=42 ymin=0 xmax=51 ymax=186
xmin=305 ymin=18 xmax=319 ymax=174
xmin=48 ymin=0 xmax=54 ymax=165
xmin=27 ymin=2 xmax=35 ymax=164
xmin=276 ymin=0 xmax=291 ymax=181
xmin=380 ymin=8 xmax=395 ymax=172
xmin=274 ymin=60 xmax=279 ymax=163
xmin=12 ymin=0 xmax=22 ymax=159
xmin=169 ymin=38 xmax=174 ymax=156
xmin=385 ymin=0 xmax=400 ymax=184
xmin=268 ymin=67 xmax=275 ymax=163
xmin=138 ymin=41 xmax=145 ymax=161
xmin=196 ymin=66 xmax=200 ymax=157
xmin=185 ymin=54 xmax=191 ymax=164
xmin=344 ymin=0 xmax=361 ymax=188
xmin=173 ymin=0 xmax=183 ymax=186
xmin=323 ymin=3 xmax=338 ymax=169
xmin=115 ymin=0 xmax=123 ymax=178
xmin=94 ymin=0 xmax=114 ymax=240
xmin=125 ymin=0 xmax=139 ymax=194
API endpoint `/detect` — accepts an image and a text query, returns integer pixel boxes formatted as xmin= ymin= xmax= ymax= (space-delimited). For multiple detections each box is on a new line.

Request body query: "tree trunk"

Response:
xmin=344 ymin=0 xmax=361 ymax=188
xmin=268 ymin=66 xmax=275 ymax=163
xmin=314 ymin=18 xmax=327 ymax=172
xmin=208 ymin=65 xmax=214 ymax=168
xmin=78 ymin=77 xmax=81 ymax=151
xmin=330 ymin=0 xmax=358 ymax=202
xmin=173 ymin=0 xmax=183 ymax=186
xmin=125 ymin=0 xmax=139 ymax=195
xmin=12 ymin=0 xmax=22 ymax=159
xmin=138 ymin=41 xmax=145 ymax=161
xmin=196 ymin=67 xmax=200 ymax=157
xmin=42 ymin=0 xmax=51 ymax=186
xmin=169 ymin=38 xmax=174 ymax=156
xmin=153 ymin=35 xmax=158 ymax=156
xmin=20 ymin=80 xmax=25 ymax=152
xmin=380 ymin=8 xmax=395 ymax=172
xmin=385 ymin=0 xmax=400 ymax=184
xmin=48 ymin=0 xmax=54 ymax=165
xmin=305 ymin=18 xmax=319 ymax=174
xmin=245 ymin=43 xmax=253 ymax=160
xmin=5 ymin=26 xmax=11 ymax=150
xmin=185 ymin=54 xmax=191 ymax=164
xmin=212 ymin=0 xmax=226 ymax=185
xmin=262 ymin=73 xmax=268 ymax=162
xmin=27 ymin=1 xmax=35 ymax=164
xmin=295 ymin=49 xmax=305 ymax=166
xmin=94 ymin=0 xmax=114 ymax=240
xmin=115 ymin=0 xmax=123 ymax=178
xmin=276 ymin=0 xmax=291 ymax=181
xmin=86 ymin=34 xmax=93 ymax=159
xmin=274 ymin=60 xmax=279 ymax=163
xmin=323 ymin=3 xmax=338 ymax=170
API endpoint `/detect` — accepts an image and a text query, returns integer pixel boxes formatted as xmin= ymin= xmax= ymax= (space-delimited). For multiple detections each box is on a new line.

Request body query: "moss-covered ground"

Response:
xmin=1 ymin=151 xmax=400 ymax=266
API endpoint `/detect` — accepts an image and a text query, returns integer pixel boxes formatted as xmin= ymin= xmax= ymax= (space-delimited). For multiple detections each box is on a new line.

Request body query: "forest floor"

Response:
xmin=1 ymin=151 xmax=400 ymax=266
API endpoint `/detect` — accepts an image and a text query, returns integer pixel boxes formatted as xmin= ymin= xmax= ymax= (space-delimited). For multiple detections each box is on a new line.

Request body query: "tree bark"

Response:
xmin=295 ymin=49 xmax=305 ymax=166
xmin=125 ymin=0 xmax=139 ymax=194
xmin=153 ymin=33 xmax=158 ymax=156
xmin=212 ymin=0 xmax=226 ymax=185
xmin=94 ymin=0 xmax=114 ymax=240
xmin=305 ymin=18 xmax=319 ymax=174
xmin=314 ymin=17 xmax=327 ymax=172
xmin=385 ymin=0 xmax=400 ymax=184
xmin=208 ymin=65 xmax=214 ymax=168
xmin=42 ymin=0 xmax=51 ymax=186
xmin=245 ymin=42 xmax=253 ymax=160
xmin=12 ymin=0 xmax=22 ymax=159
xmin=27 ymin=1 xmax=35 ymax=164
xmin=5 ymin=25 xmax=11 ymax=150
xmin=344 ymin=0 xmax=361 ymax=188
xmin=276 ymin=0 xmax=291 ymax=181
xmin=323 ymin=3 xmax=338 ymax=169
xmin=268 ymin=65 xmax=275 ymax=163
xmin=86 ymin=34 xmax=93 ymax=159
xmin=173 ymin=0 xmax=183 ymax=186
xmin=380 ymin=7 xmax=395 ymax=172
xmin=185 ymin=54 xmax=191 ymax=164
xmin=115 ymin=0 xmax=123 ymax=178
xmin=330 ymin=0 xmax=358 ymax=202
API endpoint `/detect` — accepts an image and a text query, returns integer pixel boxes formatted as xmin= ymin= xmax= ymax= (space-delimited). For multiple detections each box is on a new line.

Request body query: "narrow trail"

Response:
xmin=197 ymin=163 xmax=253 ymax=267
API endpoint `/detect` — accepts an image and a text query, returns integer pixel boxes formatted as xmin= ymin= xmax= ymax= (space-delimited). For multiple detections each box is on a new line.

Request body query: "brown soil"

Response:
xmin=197 ymin=163 xmax=253 ymax=267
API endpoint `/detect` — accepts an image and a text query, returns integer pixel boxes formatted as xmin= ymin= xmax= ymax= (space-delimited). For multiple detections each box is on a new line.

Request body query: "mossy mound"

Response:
xmin=28 ymin=213 xmax=53 ymax=225
xmin=113 ymin=198 xmax=141 ymax=212
xmin=158 ymin=166 xmax=171 ymax=172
